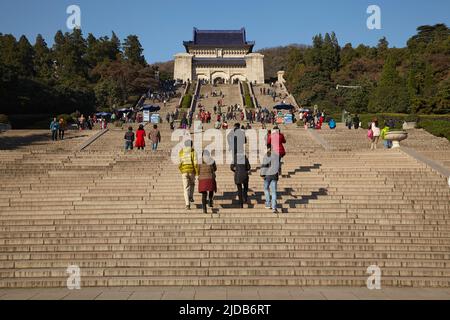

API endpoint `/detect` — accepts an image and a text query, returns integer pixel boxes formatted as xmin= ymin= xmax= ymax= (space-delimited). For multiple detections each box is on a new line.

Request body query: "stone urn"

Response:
xmin=385 ymin=131 xmax=408 ymax=148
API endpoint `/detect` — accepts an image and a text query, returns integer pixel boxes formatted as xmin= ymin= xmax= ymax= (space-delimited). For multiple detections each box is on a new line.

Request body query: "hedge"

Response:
xmin=245 ymin=94 xmax=254 ymax=108
xmin=181 ymin=94 xmax=192 ymax=109
xmin=57 ymin=114 xmax=75 ymax=124
xmin=417 ymin=120 xmax=450 ymax=141
xmin=242 ymin=82 xmax=254 ymax=108
xmin=0 ymin=114 xmax=9 ymax=124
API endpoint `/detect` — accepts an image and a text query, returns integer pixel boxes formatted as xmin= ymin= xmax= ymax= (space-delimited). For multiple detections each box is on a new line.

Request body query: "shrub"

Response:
xmin=127 ymin=95 xmax=140 ymax=103
xmin=245 ymin=94 xmax=254 ymax=108
xmin=181 ymin=94 xmax=192 ymax=109
xmin=416 ymin=119 xmax=450 ymax=141
xmin=0 ymin=114 xmax=9 ymax=124
xmin=57 ymin=114 xmax=74 ymax=124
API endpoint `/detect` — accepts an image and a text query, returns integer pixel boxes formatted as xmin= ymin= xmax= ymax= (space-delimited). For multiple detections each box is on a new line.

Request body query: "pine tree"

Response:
xmin=16 ymin=36 xmax=35 ymax=77
xmin=110 ymin=32 xmax=121 ymax=60
xmin=369 ymin=55 xmax=409 ymax=113
xmin=0 ymin=34 xmax=19 ymax=71
xmin=33 ymin=34 xmax=53 ymax=79
xmin=377 ymin=37 xmax=389 ymax=58
xmin=123 ymin=35 xmax=146 ymax=66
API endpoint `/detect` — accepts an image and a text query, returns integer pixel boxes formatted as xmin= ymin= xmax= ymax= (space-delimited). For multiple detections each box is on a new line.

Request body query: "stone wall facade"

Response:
xmin=174 ymin=53 xmax=265 ymax=84
xmin=173 ymin=29 xmax=264 ymax=84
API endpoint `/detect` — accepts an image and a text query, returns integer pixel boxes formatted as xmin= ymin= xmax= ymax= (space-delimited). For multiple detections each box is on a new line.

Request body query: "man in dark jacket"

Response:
xmin=260 ymin=148 xmax=281 ymax=213
xmin=124 ymin=126 xmax=135 ymax=150
xmin=230 ymin=153 xmax=251 ymax=208
xmin=227 ymin=123 xmax=246 ymax=156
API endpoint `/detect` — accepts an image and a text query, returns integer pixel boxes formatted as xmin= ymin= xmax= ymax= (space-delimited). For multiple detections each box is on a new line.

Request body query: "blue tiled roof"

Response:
xmin=193 ymin=28 xmax=247 ymax=46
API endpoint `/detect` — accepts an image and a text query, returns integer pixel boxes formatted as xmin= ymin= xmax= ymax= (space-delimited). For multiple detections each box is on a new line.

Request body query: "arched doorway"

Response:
xmin=211 ymin=71 xmax=228 ymax=85
xmin=196 ymin=74 xmax=209 ymax=84
xmin=231 ymin=74 xmax=246 ymax=84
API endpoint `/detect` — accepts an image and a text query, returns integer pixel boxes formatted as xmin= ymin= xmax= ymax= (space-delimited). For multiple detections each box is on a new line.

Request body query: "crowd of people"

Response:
xmin=178 ymin=123 xmax=287 ymax=214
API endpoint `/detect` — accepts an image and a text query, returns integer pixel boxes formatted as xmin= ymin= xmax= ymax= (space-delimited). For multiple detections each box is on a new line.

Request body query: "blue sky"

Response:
xmin=0 ymin=0 xmax=449 ymax=63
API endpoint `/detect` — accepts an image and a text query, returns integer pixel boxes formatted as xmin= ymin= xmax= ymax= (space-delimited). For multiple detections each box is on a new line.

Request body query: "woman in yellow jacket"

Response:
xmin=381 ymin=123 xmax=392 ymax=149
xmin=179 ymin=140 xmax=199 ymax=210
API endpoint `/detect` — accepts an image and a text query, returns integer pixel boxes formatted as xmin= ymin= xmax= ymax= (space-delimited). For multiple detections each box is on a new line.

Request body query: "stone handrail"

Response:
xmin=178 ymin=82 xmax=190 ymax=108
xmin=248 ymin=82 xmax=259 ymax=108
xmin=78 ymin=128 xmax=109 ymax=151
xmin=278 ymin=81 xmax=299 ymax=109
xmin=238 ymin=81 xmax=245 ymax=108
xmin=237 ymin=81 xmax=248 ymax=121
xmin=190 ymin=81 xmax=200 ymax=114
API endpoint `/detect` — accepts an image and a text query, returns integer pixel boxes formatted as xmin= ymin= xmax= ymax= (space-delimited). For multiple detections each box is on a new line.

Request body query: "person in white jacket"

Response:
xmin=370 ymin=119 xmax=381 ymax=150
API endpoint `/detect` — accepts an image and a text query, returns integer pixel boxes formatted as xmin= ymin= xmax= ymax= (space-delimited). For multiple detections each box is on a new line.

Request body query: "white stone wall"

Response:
xmin=173 ymin=53 xmax=193 ymax=82
xmin=245 ymin=53 xmax=265 ymax=84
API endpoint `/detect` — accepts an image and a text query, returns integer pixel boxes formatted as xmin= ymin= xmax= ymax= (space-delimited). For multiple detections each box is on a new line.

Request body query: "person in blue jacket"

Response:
xmin=328 ymin=118 xmax=336 ymax=129
xmin=50 ymin=117 xmax=60 ymax=141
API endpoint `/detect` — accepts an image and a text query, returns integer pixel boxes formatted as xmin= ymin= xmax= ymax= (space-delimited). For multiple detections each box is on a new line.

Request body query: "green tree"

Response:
xmin=0 ymin=34 xmax=19 ymax=71
xmin=368 ymin=55 xmax=409 ymax=113
xmin=123 ymin=35 xmax=146 ymax=66
xmin=33 ymin=34 xmax=53 ymax=79
xmin=377 ymin=37 xmax=389 ymax=59
xmin=16 ymin=36 xmax=34 ymax=77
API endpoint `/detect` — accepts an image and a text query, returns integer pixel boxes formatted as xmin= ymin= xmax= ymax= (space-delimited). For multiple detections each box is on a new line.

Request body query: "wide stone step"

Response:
xmin=1 ymin=275 xmax=449 ymax=288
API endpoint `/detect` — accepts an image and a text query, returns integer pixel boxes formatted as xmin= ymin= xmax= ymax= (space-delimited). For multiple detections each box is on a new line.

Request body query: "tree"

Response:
xmin=33 ymin=34 xmax=53 ymax=79
xmin=16 ymin=36 xmax=34 ymax=77
xmin=377 ymin=37 xmax=389 ymax=58
xmin=53 ymin=29 xmax=88 ymax=81
xmin=0 ymin=34 xmax=19 ymax=71
xmin=123 ymin=35 xmax=146 ymax=66
xmin=321 ymin=32 xmax=340 ymax=75
xmin=368 ymin=55 xmax=410 ymax=113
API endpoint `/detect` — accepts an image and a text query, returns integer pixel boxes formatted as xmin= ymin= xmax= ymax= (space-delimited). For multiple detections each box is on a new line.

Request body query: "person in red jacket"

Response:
xmin=135 ymin=124 xmax=146 ymax=150
xmin=267 ymin=126 xmax=286 ymax=175
xmin=267 ymin=126 xmax=286 ymax=158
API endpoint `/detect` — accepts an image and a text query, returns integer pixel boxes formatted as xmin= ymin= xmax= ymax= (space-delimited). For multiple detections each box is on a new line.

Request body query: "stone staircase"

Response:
xmin=252 ymin=83 xmax=296 ymax=108
xmin=197 ymin=84 xmax=242 ymax=113
xmin=144 ymin=86 xmax=185 ymax=115
xmin=0 ymin=124 xmax=450 ymax=288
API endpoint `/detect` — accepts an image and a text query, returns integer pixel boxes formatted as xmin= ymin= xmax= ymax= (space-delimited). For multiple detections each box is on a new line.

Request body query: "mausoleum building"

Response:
xmin=174 ymin=28 xmax=264 ymax=84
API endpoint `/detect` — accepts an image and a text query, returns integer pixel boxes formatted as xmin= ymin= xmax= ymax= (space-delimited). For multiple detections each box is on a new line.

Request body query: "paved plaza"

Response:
xmin=1 ymin=286 xmax=450 ymax=300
